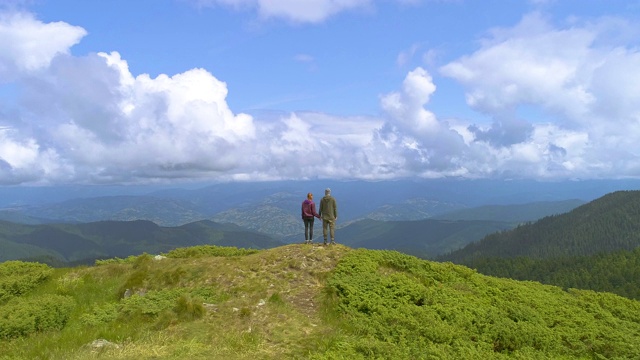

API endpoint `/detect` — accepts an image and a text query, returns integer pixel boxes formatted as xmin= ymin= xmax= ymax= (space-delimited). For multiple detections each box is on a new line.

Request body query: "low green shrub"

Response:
xmin=191 ymin=286 xmax=230 ymax=303
xmin=119 ymin=289 xmax=205 ymax=319
xmin=79 ymin=303 xmax=119 ymax=326
xmin=323 ymin=249 xmax=640 ymax=359
xmin=165 ymin=245 xmax=259 ymax=258
xmin=0 ymin=261 xmax=52 ymax=303
xmin=119 ymin=289 xmax=181 ymax=317
xmin=95 ymin=254 xmax=140 ymax=265
xmin=0 ymin=294 xmax=75 ymax=339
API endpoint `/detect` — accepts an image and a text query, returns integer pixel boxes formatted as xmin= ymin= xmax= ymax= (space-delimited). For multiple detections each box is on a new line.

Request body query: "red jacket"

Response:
xmin=301 ymin=199 xmax=320 ymax=219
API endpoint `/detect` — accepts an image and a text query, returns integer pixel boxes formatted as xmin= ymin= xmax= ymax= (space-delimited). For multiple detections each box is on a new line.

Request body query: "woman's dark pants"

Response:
xmin=303 ymin=218 xmax=315 ymax=242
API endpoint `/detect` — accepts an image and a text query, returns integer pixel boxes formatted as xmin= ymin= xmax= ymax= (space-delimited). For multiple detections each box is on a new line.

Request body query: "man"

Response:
xmin=301 ymin=192 xmax=321 ymax=244
xmin=318 ymin=188 xmax=338 ymax=245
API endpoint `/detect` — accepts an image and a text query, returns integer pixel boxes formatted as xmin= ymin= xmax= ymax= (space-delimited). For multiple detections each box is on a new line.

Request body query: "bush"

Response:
xmin=95 ymin=255 xmax=140 ymax=265
xmin=119 ymin=289 xmax=204 ymax=321
xmin=0 ymin=294 xmax=75 ymax=339
xmin=0 ymin=261 xmax=52 ymax=303
xmin=119 ymin=289 xmax=181 ymax=317
xmin=165 ymin=245 xmax=259 ymax=258
xmin=323 ymin=249 xmax=640 ymax=359
xmin=79 ymin=303 xmax=119 ymax=326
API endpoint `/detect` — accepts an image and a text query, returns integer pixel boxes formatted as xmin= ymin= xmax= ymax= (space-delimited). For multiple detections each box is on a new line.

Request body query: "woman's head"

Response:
xmin=307 ymin=192 xmax=313 ymax=200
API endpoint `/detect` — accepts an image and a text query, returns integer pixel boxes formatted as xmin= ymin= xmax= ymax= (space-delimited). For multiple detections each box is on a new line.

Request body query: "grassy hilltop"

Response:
xmin=1 ymin=244 xmax=640 ymax=359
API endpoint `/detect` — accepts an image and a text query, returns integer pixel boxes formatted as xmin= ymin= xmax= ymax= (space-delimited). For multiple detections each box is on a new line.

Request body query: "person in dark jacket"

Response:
xmin=301 ymin=192 xmax=321 ymax=244
xmin=318 ymin=188 xmax=338 ymax=245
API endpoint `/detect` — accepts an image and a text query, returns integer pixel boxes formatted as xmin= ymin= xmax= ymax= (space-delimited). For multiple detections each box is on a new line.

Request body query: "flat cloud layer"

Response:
xmin=1 ymin=9 xmax=640 ymax=185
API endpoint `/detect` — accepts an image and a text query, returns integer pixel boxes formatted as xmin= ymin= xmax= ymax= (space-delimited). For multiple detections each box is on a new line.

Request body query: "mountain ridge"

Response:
xmin=0 ymin=219 xmax=282 ymax=265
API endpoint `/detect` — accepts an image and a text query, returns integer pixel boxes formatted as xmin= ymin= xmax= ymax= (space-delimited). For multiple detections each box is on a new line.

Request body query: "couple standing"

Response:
xmin=301 ymin=188 xmax=337 ymax=245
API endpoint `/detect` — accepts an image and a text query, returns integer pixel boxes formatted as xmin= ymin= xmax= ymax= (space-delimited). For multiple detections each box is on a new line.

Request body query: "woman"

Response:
xmin=301 ymin=192 xmax=321 ymax=244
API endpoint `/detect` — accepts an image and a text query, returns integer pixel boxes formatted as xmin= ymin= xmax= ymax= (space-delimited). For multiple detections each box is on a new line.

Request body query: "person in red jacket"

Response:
xmin=301 ymin=192 xmax=321 ymax=244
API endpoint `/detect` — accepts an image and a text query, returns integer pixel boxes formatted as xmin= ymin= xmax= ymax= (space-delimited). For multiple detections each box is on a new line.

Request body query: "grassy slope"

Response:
xmin=1 ymin=245 xmax=639 ymax=359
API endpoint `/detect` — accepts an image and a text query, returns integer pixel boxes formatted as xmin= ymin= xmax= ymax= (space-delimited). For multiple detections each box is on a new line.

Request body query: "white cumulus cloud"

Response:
xmin=0 ymin=12 xmax=86 ymax=81
xmin=439 ymin=12 xmax=640 ymax=179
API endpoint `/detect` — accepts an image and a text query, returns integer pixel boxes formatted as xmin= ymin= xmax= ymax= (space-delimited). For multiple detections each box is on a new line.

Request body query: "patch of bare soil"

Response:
xmin=274 ymin=244 xmax=348 ymax=318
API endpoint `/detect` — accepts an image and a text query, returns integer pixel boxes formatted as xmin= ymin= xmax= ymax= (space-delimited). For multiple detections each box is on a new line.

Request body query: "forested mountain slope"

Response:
xmin=440 ymin=190 xmax=640 ymax=262
xmin=438 ymin=190 xmax=640 ymax=300
xmin=466 ymin=247 xmax=640 ymax=300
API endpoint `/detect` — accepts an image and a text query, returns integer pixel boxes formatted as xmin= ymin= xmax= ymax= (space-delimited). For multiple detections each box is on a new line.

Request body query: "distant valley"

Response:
xmin=0 ymin=195 xmax=585 ymax=266
xmin=6 ymin=178 xmax=640 ymax=267
xmin=0 ymin=179 xmax=590 ymax=237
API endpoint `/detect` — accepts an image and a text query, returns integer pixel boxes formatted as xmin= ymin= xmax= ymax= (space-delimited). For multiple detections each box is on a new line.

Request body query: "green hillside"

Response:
xmin=0 ymin=220 xmax=282 ymax=265
xmin=336 ymin=218 xmax=514 ymax=258
xmin=1 ymin=244 xmax=639 ymax=359
xmin=441 ymin=190 xmax=640 ymax=262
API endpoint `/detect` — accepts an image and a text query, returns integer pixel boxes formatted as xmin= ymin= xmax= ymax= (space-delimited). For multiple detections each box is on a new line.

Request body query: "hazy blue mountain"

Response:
xmin=0 ymin=184 xmax=169 ymax=207
xmin=0 ymin=219 xmax=283 ymax=265
xmin=213 ymin=204 xmax=300 ymax=238
xmin=364 ymin=198 xmax=465 ymax=221
xmin=152 ymin=178 xmax=640 ymax=219
xmin=0 ymin=209 xmax=49 ymax=224
xmin=432 ymin=199 xmax=585 ymax=222
xmin=3 ymin=178 xmax=638 ymax=208
xmin=3 ymin=179 xmax=640 ymax=243
xmin=18 ymin=196 xmax=207 ymax=226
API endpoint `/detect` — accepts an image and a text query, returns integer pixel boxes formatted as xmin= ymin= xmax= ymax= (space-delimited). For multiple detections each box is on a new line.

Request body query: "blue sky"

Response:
xmin=1 ymin=0 xmax=640 ymax=185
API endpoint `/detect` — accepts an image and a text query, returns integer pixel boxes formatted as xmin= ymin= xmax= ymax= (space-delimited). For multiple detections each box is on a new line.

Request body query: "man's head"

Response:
xmin=307 ymin=192 xmax=313 ymax=200
xmin=325 ymin=188 xmax=331 ymax=195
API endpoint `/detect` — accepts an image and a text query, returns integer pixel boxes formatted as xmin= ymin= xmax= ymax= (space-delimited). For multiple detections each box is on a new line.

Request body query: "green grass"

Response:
xmin=1 ymin=244 xmax=640 ymax=359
